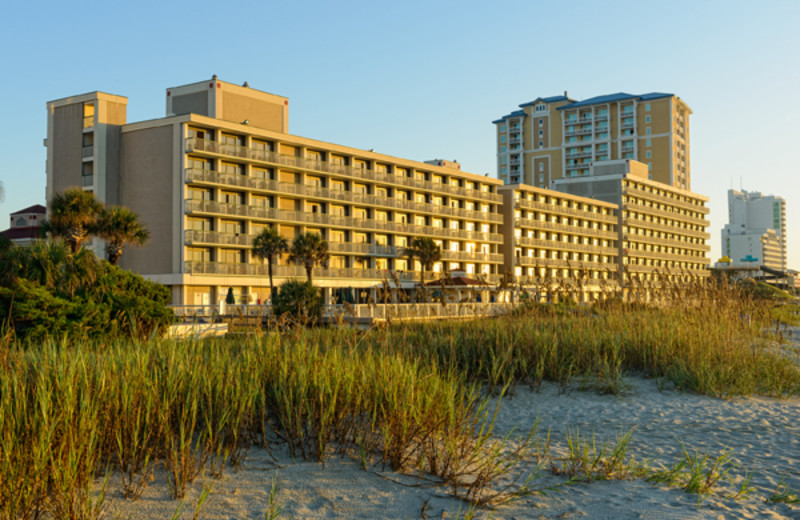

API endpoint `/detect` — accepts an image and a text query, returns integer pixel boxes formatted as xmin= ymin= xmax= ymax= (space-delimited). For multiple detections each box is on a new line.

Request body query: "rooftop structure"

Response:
xmin=1 ymin=204 xmax=46 ymax=246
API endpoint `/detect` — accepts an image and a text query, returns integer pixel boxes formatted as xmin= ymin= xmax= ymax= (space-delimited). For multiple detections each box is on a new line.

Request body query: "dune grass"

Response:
xmin=1 ymin=281 xmax=798 ymax=518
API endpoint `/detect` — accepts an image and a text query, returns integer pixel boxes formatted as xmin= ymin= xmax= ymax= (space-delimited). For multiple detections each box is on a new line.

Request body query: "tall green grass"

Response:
xmin=1 ymin=281 xmax=797 ymax=518
xmin=372 ymin=288 xmax=800 ymax=398
xmin=0 ymin=333 xmax=531 ymax=519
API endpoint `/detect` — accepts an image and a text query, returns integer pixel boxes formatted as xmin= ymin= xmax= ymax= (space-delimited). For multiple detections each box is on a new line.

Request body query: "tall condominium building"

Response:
xmin=494 ymin=92 xmax=692 ymax=191
xmin=553 ymin=160 xmax=710 ymax=284
xmin=721 ymin=189 xmax=787 ymax=271
xmin=46 ymin=77 xmax=504 ymax=306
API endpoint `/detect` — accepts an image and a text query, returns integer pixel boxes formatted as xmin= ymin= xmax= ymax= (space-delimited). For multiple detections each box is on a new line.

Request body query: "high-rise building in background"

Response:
xmin=494 ymin=92 xmax=692 ymax=191
xmin=721 ymin=189 xmax=787 ymax=271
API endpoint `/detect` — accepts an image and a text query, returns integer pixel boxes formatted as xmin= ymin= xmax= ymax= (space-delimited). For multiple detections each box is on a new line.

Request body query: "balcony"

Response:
xmin=185 ymin=199 xmax=503 ymax=243
xmin=328 ymin=242 xmax=400 ymax=257
xmin=516 ymin=236 xmax=618 ymax=255
xmin=183 ymin=260 xmax=419 ymax=282
xmin=516 ymin=218 xmax=618 ymax=239
xmin=564 ymin=149 xmax=592 ymax=159
xmin=185 ymin=138 xmax=503 ymax=203
xmin=184 ymin=230 xmax=252 ymax=247
xmin=185 ymin=168 xmax=503 ymax=224
xmin=622 ymin=184 xmax=709 ymax=214
xmin=624 ymin=215 xmax=711 ymax=240
xmin=623 ymin=233 xmax=710 ymax=253
xmin=440 ymin=250 xmax=504 ymax=264
xmin=83 ymin=116 xmax=94 ymax=129
xmin=624 ymin=201 xmax=709 ymax=228
xmin=515 ymin=198 xmax=618 ymax=224
xmin=82 ymin=146 xmax=93 ymax=159
xmin=516 ymin=256 xmax=616 ymax=271
xmin=81 ymin=175 xmax=93 ymax=187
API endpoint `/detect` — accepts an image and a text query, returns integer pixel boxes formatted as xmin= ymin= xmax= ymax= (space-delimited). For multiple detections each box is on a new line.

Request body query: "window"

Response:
xmin=646 ymin=127 xmax=651 ymax=135
xmin=538 ymin=140 xmax=543 ymax=147
xmin=539 ymin=119 xmax=544 ymax=127
xmin=539 ymin=162 xmax=544 ymax=172
xmin=500 ymin=135 xmax=506 ymax=143
xmin=645 ymin=115 xmax=651 ymax=123
xmin=646 ymin=139 xmax=651 ymax=147
xmin=645 ymin=103 xmax=651 ymax=111
xmin=500 ymin=146 xmax=506 ymax=153
xmin=646 ymin=151 xmax=652 ymax=159
xmin=500 ymin=125 xmax=506 ymax=132
xmin=539 ymin=130 xmax=543 ymax=137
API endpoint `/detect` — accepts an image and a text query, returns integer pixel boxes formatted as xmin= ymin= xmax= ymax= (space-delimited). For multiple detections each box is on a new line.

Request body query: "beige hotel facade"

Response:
xmin=46 ymin=78 xmax=505 ymax=306
xmin=45 ymin=78 xmax=709 ymax=306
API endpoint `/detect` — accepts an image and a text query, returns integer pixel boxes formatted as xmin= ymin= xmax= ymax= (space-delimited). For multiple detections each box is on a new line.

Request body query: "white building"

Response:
xmin=721 ymin=190 xmax=787 ymax=270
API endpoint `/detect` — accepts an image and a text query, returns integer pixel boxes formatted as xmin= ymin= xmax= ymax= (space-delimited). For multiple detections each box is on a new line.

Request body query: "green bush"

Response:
xmin=272 ymin=279 xmax=323 ymax=325
xmin=0 ymin=240 xmax=172 ymax=342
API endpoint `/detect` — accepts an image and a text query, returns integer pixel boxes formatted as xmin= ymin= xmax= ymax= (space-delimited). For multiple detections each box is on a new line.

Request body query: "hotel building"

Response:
xmin=46 ymin=78 xmax=504 ymax=306
xmin=553 ymin=160 xmax=710 ymax=285
xmin=494 ymin=92 xmax=692 ymax=190
xmin=500 ymin=184 xmax=620 ymax=300
xmin=721 ymin=189 xmax=787 ymax=271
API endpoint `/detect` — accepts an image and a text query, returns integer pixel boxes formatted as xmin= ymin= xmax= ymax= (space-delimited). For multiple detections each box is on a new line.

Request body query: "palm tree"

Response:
xmin=41 ymin=188 xmax=103 ymax=253
xmin=288 ymin=232 xmax=329 ymax=284
xmin=252 ymin=226 xmax=288 ymax=298
xmin=96 ymin=206 xmax=151 ymax=265
xmin=405 ymin=237 xmax=442 ymax=288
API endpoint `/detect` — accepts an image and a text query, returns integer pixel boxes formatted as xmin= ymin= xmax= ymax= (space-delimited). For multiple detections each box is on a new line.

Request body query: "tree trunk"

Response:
xmin=268 ymin=259 xmax=274 ymax=300
xmin=306 ymin=263 xmax=313 ymax=284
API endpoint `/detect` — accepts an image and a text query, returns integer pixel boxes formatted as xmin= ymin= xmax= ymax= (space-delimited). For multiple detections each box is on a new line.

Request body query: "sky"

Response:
xmin=1 ymin=0 xmax=798 ymax=267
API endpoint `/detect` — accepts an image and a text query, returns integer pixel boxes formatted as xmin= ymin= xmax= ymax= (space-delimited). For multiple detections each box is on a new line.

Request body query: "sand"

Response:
xmin=100 ymin=328 xmax=800 ymax=520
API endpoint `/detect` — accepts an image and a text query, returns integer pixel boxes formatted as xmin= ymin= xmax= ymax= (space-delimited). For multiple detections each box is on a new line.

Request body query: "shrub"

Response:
xmin=272 ymin=279 xmax=323 ymax=325
xmin=0 ymin=241 xmax=172 ymax=342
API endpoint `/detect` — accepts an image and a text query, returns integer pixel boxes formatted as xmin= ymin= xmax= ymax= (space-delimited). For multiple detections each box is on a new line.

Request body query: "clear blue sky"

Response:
xmin=1 ymin=0 xmax=798 ymax=267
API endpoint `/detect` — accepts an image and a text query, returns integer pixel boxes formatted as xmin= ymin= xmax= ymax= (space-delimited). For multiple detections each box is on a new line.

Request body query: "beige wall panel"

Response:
xmin=171 ymin=91 xmax=209 ymax=116
xmin=102 ymin=101 xmax=128 ymax=125
xmin=221 ymin=92 xmax=285 ymax=133
xmin=51 ymin=104 xmax=84 ymax=193
xmin=118 ymin=125 xmax=175 ymax=275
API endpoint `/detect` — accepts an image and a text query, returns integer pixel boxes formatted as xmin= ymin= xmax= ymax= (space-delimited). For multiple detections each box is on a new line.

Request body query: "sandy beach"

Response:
xmin=101 ymin=328 xmax=800 ymax=520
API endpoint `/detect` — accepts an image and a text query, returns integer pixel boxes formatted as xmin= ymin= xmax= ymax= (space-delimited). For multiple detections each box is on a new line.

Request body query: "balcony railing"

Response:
xmin=186 ymin=138 xmax=503 ymax=202
xmin=185 ymin=230 xmax=252 ymax=246
xmin=515 ymin=236 xmax=618 ymax=255
xmin=440 ymin=250 xmax=504 ymax=263
xmin=82 ymin=146 xmax=93 ymax=159
xmin=81 ymin=175 xmax=93 ymax=187
xmin=515 ymin=256 xmax=617 ymax=271
xmin=624 ymin=201 xmax=709 ymax=227
xmin=185 ymin=168 xmax=504 ymax=223
xmin=622 ymin=233 xmax=711 ymax=253
xmin=515 ymin=198 xmax=618 ymax=223
xmin=622 ymin=184 xmax=710 ymax=215
xmin=185 ymin=199 xmax=503 ymax=243
xmin=624 ymin=215 xmax=711 ymax=240
xmin=516 ymin=218 xmax=618 ymax=239
xmin=184 ymin=261 xmax=420 ymax=282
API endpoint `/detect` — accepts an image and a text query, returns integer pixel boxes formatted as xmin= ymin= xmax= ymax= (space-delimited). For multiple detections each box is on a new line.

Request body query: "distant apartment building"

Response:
xmin=721 ymin=190 xmax=787 ymax=271
xmin=494 ymin=92 xmax=692 ymax=191
xmin=553 ymin=160 xmax=710 ymax=285
xmin=46 ymin=77 xmax=505 ymax=306
xmin=1 ymin=204 xmax=46 ymax=247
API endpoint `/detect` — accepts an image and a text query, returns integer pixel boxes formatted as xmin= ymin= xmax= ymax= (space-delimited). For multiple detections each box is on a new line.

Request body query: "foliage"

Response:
xmin=252 ymin=227 xmax=288 ymax=297
xmin=272 ymin=279 xmax=323 ymax=325
xmin=40 ymin=188 xmax=103 ymax=253
xmin=288 ymin=232 xmax=329 ymax=283
xmin=405 ymin=236 xmax=441 ymax=286
xmin=0 ymin=240 xmax=172 ymax=342
xmin=96 ymin=206 xmax=150 ymax=265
